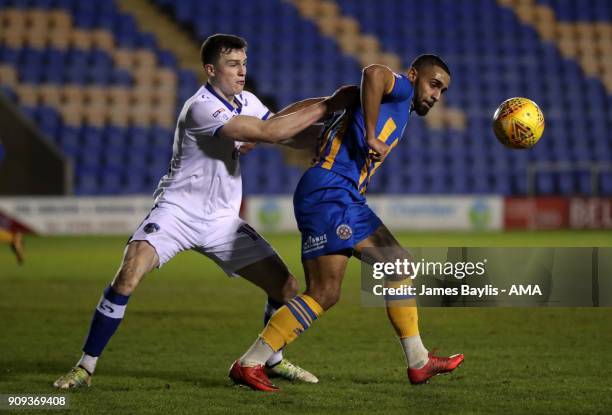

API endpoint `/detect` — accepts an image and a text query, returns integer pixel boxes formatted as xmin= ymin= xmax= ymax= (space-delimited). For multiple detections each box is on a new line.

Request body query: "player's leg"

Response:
xmin=1 ymin=230 xmax=24 ymax=264
xmin=236 ymin=255 xmax=318 ymax=383
xmin=354 ymin=224 xmax=463 ymax=384
xmin=354 ymin=225 xmax=427 ymax=366
xmin=241 ymin=253 xmax=348 ymax=363
xmin=10 ymin=232 xmax=24 ymax=264
xmin=54 ymin=205 xmax=189 ymax=389
xmin=198 ymin=218 xmax=320 ymax=386
xmin=53 ymin=241 xmax=159 ymax=389
xmin=231 ymin=253 xmax=348 ymax=391
xmin=0 ymin=229 xmax=12 ymax=242
xmin=79 ymin=241 xmax=159 ymax=369
xmin=230 ymin=168 xmax=353 ymax=390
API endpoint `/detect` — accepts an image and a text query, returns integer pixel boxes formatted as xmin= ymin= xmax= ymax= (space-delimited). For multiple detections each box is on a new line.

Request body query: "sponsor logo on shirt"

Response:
xmin=212 ymin=108 xmax=225 ymax=118
xmin=303 ymin=234 xmax=328 ymax=253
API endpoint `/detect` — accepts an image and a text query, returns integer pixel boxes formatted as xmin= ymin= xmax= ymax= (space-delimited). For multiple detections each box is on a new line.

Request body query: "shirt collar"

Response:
xmin=205 ymin=83 xmax=242 ymax=114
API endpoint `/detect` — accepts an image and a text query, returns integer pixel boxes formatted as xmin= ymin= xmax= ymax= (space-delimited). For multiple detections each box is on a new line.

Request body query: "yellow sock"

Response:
xmin=384 ymin=278 xmax=420 ymax=338
xmin=0 ymin=230 xmax=13 ymax=243
xmin=260 ymin=294 xmax=324 ymax=351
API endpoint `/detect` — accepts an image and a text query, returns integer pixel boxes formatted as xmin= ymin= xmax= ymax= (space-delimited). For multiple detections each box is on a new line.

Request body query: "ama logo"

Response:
xmin=509 ymin=285 xmax=542 ymax=296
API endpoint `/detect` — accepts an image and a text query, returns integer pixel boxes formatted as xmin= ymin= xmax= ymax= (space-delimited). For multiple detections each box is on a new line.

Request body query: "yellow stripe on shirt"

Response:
xmin=358 ymin=117 xmax=397 ymax=188
xmin=385 ymin=73 xmax=396 ymax=95
xmin=321 ymin=117 xmax=349 ymax=170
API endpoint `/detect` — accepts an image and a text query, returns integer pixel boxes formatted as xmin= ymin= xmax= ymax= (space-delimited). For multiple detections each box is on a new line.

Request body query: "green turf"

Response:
xmin=1 ymin=232 xmax=611 ymax=414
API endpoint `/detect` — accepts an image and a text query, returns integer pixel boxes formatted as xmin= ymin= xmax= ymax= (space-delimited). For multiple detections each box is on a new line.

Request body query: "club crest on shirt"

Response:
xmin=143 ymin=223 xmax=160 ymax=234
xmin=336 ymin=224 xmax=352 ymax=240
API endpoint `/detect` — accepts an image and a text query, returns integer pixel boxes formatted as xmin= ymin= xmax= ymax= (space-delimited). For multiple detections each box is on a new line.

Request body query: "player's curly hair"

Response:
xmin=200 ymin=34 xmax=248 ymax=65
xmin=410 ymin=54 xmax=451 ymax=76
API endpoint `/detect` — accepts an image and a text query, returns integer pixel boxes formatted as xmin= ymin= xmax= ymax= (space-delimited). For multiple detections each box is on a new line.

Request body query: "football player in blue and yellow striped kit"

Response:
xmin=231 ymin=55 xmax=464 ymax=391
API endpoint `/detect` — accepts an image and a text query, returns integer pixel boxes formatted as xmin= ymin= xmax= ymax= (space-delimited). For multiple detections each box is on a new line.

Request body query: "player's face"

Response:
xmin=409 ymin=65 xmax=450 ymax=116
xmin=206 ymin=48 xmax=247 ymax=98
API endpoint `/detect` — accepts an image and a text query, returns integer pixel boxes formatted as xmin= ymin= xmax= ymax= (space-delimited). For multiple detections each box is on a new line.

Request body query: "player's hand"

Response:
xmin=325 ymin=85 xmax=360 ymax=113
xmin=237 ymin=142 xmax=257 ymax=155
xmin=367 ymin=138 xmax=390 ymax=162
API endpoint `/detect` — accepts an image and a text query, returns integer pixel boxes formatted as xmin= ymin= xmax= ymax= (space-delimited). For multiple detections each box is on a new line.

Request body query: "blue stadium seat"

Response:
xmin=78 ymin=149 xmax=102 ymax=170
xmin=600 ymin=172 xmax=612 ymax=196
xmin=102 ymin=147 xmax=125 ymax=170
xmin=122 ymin=173 xmax=147 ymax=194
xmin=111 ymin=69 xmax=133 ymax=86
xmin=63 ymin=66 xmax=87 ymax=84
xmin=80 ymin=126 xmax=105 ymax=150
xmin=35 ymin=106 xmax=62 ymax=138
xmin=98 ymin=168 xmax=123 ymax=194
xmin=127 ymin=127 xmax=149 ymax=149
xmin=75 ymin=167 xmax=99 ymax=195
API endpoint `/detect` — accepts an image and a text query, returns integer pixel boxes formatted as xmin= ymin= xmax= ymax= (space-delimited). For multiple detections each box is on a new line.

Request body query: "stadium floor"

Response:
xmin=1 ymin=232 xmax=611 ymax=414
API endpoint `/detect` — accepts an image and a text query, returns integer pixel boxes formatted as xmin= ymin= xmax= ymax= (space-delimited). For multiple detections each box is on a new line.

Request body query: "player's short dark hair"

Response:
xmin=200 ymin=34 xmax=247 ymax=65
xmin=410 ymin=54 xmax=451 ymax=76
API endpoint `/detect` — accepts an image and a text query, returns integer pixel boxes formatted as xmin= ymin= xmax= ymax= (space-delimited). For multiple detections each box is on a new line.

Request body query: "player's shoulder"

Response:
xmin=189 ymin=86 xmax=219 ymax=107
xmin=384 ymin=71 xmax=413 ymax=99
xmin=386 ymin=70 xmax=410 ymax=86
xmin=236 ymin=89 xmax=263 ymax=107
xmin=186 ymin=88 xmax=232 ymax=124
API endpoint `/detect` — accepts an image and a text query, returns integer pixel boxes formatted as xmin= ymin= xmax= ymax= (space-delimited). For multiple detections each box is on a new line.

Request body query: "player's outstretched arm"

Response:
xmin=271 ymin=98 xmax=327 ymax=150
xmin=270 ymin=97 xmax=327 ymax=119
xmin=218 ymin=86 xmax=358 ymax=144
xmin=272 ymin=85 xmax=359 ymax=119
xmin=361 ymin=64 xmax=395 ymax=161
xmin=277 ymin=86 xmax=360 ymax=149
xmin=218 ymin=103 xmax=325 ymax=144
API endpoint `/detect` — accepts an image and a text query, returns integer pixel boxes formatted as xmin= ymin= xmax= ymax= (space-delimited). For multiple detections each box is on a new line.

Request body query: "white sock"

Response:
xmin=240 ymin=338 xmax=275 ymax=367
xmin=263 ymin=301 xmax=283 ymax=367
xmin=266 ymin=350 xmax=283 ymax=367
xmin=77 ymin=353 xmax=98 ymax=374
xmin=400 ymin=336 xmax=429 ymax=369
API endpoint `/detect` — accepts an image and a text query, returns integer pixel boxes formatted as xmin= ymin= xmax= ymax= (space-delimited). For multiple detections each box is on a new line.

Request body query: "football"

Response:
xmin=492 ymin=97 xmax=545 ymax=149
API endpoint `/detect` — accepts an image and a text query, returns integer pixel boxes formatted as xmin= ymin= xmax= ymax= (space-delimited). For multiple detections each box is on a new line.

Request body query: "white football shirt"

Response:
xmin=153 ymin=83 xmax=270 ymax=219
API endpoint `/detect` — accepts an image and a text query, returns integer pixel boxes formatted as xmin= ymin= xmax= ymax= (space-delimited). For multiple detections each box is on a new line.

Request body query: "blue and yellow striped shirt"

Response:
xmin=314 ymin=72 xmax=414 ymax=194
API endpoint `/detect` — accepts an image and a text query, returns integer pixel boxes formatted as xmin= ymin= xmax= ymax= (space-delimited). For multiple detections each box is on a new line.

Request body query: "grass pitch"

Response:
xmin=1 ymin=231 xmax=611 ymax=414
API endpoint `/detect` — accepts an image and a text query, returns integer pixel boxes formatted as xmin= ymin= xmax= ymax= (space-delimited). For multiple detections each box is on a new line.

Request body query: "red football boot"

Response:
xmin=229 ymin=360 xmax=280 ymax=392
xmin=407 ymin=352 xmax=464 ymax=385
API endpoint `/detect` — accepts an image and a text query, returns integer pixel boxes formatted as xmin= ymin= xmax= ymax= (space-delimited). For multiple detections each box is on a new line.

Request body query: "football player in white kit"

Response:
xmin=54 ymin=34 xmax=354 ymax=389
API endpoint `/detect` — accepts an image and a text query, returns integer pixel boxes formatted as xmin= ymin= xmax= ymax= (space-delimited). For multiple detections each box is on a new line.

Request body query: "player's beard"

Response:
xmin=413 ymin=97 xmax=430 ymax=116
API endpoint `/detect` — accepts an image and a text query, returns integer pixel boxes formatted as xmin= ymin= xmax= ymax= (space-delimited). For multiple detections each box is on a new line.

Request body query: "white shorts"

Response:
xmin=129 ymin=203 xmax=276 ymax=276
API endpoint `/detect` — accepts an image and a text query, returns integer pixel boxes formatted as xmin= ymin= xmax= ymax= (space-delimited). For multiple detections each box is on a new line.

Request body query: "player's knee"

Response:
xmin=307 ymin=284 xmax=341 ymax=310
xmin=320 ymin=290 xmax=341 ymax=310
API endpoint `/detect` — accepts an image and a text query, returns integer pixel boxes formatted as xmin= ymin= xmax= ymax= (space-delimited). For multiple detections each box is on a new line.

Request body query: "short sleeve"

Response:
xmin=239 ymin=91 xmax=271 ymax=120
xmin=384 ymin=73 xmax=413 ymax=103
xmin=185 ymin=100 xmax=231 ymax=138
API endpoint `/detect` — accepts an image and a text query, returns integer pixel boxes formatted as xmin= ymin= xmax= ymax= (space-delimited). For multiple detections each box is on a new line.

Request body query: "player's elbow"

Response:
xmin=363 ymin=65 xmax=392 ymax=88
xmin=363 ymin=64 xmax=386 ymax=78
